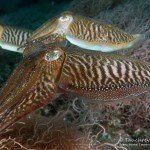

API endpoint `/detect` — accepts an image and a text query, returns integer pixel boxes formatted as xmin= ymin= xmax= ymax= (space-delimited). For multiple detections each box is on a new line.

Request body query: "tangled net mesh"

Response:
xmin=0 ymin=91 xmax=150 ymax=150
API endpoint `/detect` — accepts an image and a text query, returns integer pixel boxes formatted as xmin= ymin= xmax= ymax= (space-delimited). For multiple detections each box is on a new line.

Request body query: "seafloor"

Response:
xmin=0 ymin=0 xmax=150 ymax=149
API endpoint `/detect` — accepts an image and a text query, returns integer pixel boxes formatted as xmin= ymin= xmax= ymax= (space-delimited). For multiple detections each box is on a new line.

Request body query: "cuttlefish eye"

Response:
xmin=44 ymin=50 xmax=61 ymax=61
xmin=59 ymin=15 xmax=72 ymax=22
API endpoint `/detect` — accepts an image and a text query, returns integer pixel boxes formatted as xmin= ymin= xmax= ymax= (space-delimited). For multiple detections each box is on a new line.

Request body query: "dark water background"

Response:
xmin=0 ymin=0 xmax=72 ymax=87
xmin=0 ymin=0 xmax=71 ymax=29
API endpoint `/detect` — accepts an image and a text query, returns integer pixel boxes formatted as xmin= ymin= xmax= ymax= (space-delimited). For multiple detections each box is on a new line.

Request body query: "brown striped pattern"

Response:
xmin=1 ymin=26 xmax=32 ymax=46
xmin=60 ymin=49 xmax=150 ymax=100
xmin=27 ymin=11 xmax=137 ymax=50
xmin=69 ymin=16 xmax=135 ymax=44
xmin=0 ymin=45 xmax=150 ymax=133
xmin=0 ymin=25 xmax=3 ymax=38
xmin=0 ymin=47 xmax=65 ymax=132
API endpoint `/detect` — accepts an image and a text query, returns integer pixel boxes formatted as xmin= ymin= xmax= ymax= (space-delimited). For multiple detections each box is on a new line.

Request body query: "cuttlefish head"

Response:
xmin=0 ymin=45 xmax=65 ymax=133
xmin=29 ymin=11 xmax=74 ymax=42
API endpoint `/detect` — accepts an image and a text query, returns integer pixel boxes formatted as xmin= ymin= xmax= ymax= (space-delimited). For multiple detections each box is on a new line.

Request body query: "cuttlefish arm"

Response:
xmin=58 ymin=47 xmax=150 ymax=100
xmin=23 ymin=34 xmax=67 ymax=57
xmin=29 ymin=16 xmax=60 ymax=42
xmin=0 ymin=46 xmax=65 ymax=133
xmin=29 ymin=11 xmax=145 ymax=52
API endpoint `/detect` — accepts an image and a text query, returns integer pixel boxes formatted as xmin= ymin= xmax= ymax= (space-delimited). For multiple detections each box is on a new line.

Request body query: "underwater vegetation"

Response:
xmin=70 ymin=0 xmax=124 ymax=17
xmin=0 ymin=0 xmax=150 ymax=149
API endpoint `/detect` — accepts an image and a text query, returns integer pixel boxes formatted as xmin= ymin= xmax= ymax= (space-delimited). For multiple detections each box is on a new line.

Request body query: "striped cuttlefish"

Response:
xmin=0 ymin=11 xmax=145 ymax=53
xmin=0 ymin=25 xmax=32 ymax=52
xmin=30 ymin=11 xmax=145 ymax=52
xmin=0 ymin=45 xmax=150 ymax=133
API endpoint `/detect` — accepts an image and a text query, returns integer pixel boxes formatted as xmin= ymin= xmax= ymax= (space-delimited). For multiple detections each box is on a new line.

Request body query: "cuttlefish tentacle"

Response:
xmin=30 ymin=11 xmax=145 ymax=52
xmin=23 ymin=34 xmax=67 ymax=57
xmin=0 ymin=25 xmax=32 ymax=52
xmin=0 ymin=46 xmax=65 ymax=132
xmin=0 ymin=46 xmax=150 ymax=133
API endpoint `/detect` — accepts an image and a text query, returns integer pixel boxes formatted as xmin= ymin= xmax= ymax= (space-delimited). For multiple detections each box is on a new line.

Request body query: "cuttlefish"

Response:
xmin=0 ymin=11 xmax=145 ymax=53
xmin=30 ymin=11 xmax=145 ymax=52
xmin=0 ymin=44 xmax=150 ymax=133
xmin=0 ymin=25 xmax=32 ymax=52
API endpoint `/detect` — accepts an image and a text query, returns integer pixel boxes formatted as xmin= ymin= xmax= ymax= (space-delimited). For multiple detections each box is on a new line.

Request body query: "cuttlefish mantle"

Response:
xmin=0 ymin=45 xmax=150 ymax=133
xmin=30 ymin=11 xmax=145 ymax=52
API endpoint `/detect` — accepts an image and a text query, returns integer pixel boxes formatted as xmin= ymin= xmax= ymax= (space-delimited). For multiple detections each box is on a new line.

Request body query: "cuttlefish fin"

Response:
xmin=58 ymin=82 xmax=148 ymax=101
xmin=127 ymin=34 xmax=146 ymax=49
